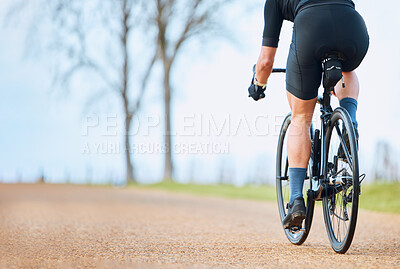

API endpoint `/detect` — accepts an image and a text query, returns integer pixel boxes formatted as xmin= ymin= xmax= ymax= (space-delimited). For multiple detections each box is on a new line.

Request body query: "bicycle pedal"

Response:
xmin=289 ymin=226 xmax=301 ymax=232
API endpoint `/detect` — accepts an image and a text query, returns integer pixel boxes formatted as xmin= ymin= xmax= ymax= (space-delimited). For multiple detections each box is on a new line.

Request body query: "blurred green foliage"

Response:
xmin=132 ymin=181 xmax=400 ymax=214
xmin=134 ymin=182 xmax=277 ymax=201
xmin=359 ymin=182 xmax=400 ymax=214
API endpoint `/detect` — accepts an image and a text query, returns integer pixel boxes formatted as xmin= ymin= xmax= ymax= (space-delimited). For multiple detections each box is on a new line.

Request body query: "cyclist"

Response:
xmin=248 ymin=0 xmax=369 ymax=229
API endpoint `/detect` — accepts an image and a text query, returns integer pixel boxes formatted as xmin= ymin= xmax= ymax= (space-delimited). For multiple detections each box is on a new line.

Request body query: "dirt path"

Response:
xmin=0 ymin=184 xmax=399 ymax=268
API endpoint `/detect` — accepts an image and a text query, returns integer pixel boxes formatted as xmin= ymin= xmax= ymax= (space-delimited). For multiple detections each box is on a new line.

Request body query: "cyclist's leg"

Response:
xmin=286 ymin=93 xmax=317 ymax=204
xmin=334 ymin=71 xmax=359 ymax=101
xmin=287 ymin=93 xmax=317 ymax=168
xmin=285 ymin=7 xmax=321 ymax=205
xmin=334 ymin=71 xmax=360 ymax=127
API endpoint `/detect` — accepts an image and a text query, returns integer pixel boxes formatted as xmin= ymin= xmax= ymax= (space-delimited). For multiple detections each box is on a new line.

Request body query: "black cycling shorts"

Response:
xmin=286 ymin=3 xmax=369 ymax=100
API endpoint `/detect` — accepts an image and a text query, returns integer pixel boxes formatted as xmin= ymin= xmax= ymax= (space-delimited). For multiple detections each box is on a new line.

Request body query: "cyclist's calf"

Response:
xmin=287 ymin=94 xmax=317 ymax=168
xmin=334 ymin=71 xmax=360 ymax=101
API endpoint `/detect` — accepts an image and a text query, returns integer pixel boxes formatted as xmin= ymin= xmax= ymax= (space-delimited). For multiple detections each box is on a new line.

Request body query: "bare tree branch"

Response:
xmin=132 ymin=51 xmax=158 ymax=114
xmin=7 ymin=0 xmax=158 ymax=183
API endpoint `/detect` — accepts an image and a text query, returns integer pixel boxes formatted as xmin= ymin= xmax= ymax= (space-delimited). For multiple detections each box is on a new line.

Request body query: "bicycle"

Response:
xmin=274 ymin=54 xmax=365 ymax=254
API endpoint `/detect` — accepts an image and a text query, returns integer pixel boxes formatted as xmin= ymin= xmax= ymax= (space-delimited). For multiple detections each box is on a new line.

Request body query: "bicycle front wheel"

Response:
xmin=323 ymin=107 xmax=360 ymax=254
xmin=276 ymin=113 xmax=315 ymax=245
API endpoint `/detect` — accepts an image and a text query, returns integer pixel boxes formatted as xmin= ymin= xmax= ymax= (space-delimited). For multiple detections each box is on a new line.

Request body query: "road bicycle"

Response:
xmin=274 ymin=54 xmax=365 ymax=254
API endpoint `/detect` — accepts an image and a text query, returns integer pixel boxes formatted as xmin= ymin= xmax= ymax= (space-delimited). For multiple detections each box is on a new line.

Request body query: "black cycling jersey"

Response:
xmin=262 ymin=0 xmax=355 ymax=47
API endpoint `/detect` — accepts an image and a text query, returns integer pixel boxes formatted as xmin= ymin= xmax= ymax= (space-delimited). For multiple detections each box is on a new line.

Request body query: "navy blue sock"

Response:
xmin=340 ymin=97 xmax=358 ymax=128
xmin=289 ymin=168 xmax=307 ymax=204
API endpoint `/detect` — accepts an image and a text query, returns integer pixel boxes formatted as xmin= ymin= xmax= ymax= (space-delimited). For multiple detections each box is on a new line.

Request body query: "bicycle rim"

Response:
xmin=276 ymin=113 xmax=315 ymax=245
xmin=322 ymin=108 xmax=360 ymax=254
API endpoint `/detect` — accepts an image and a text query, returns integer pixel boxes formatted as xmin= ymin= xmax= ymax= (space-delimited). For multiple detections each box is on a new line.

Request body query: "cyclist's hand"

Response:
xmin=248 ymin=84 xmax=266 ymax=101
xmin=248 ymin=64 xmax=266 ymax=101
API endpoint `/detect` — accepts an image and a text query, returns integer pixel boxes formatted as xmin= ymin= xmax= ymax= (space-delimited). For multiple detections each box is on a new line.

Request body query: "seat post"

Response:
xmin=319 ymin=86 xmax=334 ymax=126
xmin=322 ymin=87 xmax=333 ymax=108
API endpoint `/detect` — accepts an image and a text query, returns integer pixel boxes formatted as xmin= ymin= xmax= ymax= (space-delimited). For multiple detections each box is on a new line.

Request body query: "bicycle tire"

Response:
xmin=322 ymin=107 xmax=360 ymax=254
xmin=276 ymin=113 xmax=315 ymax=245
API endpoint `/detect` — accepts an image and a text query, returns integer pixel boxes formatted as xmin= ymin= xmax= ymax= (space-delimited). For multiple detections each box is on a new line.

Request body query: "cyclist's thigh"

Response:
xmin=286 ymin=8 xmax=327 ymax=101
xmin=333 ymin=6 xmax=369 ymax=71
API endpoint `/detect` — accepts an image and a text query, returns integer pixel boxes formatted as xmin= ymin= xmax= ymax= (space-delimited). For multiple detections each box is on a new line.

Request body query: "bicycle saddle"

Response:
xmin=322 ymin=53 xmax=344 ymax=89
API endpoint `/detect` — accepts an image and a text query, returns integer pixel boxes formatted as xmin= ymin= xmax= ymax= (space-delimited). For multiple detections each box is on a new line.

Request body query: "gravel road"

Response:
xmin=0 ymin=184 xmax=399 ymax=268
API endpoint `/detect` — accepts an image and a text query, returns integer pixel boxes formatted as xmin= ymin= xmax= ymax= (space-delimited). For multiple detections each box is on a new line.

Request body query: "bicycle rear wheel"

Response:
xmin=323 ymin=107 xmax=359 ymax=254
xmin=276 ymin=113 xmax=315 ymax=245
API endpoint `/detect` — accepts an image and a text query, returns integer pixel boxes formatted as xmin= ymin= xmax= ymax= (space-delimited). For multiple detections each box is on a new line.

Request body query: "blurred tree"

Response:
xmin=247 ymin=154 xmax=272 ymax=185
xmin=8 ymin=0 xmax=157 ymax=183
xmin=373 ymin=140 xmax=400 ymax=182
xmin=150 ymin=0 xmax=235 ymax=181
xmin=218 ymin=158 xmax=235 ymax=185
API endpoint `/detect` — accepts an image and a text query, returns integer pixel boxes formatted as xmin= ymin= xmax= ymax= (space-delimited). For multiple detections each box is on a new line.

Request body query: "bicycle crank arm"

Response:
xmin=308 ymin=184 xmax=343 ymax=201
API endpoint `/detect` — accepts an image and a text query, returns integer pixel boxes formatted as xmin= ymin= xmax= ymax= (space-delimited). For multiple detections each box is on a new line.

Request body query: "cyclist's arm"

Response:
xmin=256 ymin=46 xmax=277 ymax=84
xmin=256 ymin=0 xmax=283 ymax=84
xmin=262 ymin=0 xmax=283 ymax=48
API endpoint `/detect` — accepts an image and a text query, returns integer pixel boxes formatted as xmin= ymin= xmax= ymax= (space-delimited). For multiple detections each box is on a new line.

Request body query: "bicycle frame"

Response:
xmin=311 ymin=87 xmax=334 ymax=198
xmin=311 ymin=87 xmax=353 ymax=200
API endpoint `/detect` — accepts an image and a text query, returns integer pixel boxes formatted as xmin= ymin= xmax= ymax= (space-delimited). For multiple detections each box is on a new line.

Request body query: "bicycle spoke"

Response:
xmin=338 ymin=195 xmax=342 ymax=241
xmin=329 ymin=178 xmax=355 ymax=243
xmin=343 ymin=196 xmax=349 ymax=233
xmin=334 ymin=124 xmax=353 ymax=168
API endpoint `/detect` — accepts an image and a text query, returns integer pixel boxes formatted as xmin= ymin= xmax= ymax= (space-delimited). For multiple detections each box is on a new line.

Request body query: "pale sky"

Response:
xmin=0 ymin=0 xmax=399 ymax=184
